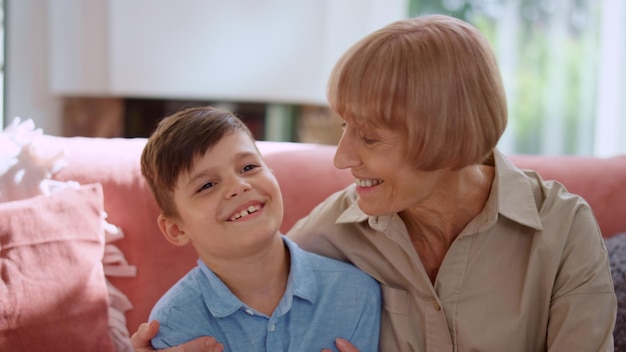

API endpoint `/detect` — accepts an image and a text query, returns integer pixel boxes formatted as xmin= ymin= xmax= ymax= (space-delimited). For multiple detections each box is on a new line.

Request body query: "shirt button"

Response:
xmin=245 ymin=309 xmax=254 ymax=315
xmin=268 ymin=324 xmax=276 ymax=332
xmin=432 ymin=299 xmax=441 ymax=311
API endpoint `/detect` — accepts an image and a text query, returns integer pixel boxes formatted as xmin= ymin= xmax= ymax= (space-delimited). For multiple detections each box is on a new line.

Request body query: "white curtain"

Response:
xmin=593 ymin=0 xmax=626 ymax=157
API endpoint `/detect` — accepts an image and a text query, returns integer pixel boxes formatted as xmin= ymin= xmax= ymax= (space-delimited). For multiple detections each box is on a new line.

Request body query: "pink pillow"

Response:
xmin=0 ymin=183 xmax=114 ymax=351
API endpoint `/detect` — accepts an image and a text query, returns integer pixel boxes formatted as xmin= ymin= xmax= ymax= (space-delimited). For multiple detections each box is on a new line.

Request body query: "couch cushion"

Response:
xmin=259 ymin=141 xmax=353 ymax=231
xmin=0 ymin=184 xmax=114 ymax=351
xmin=46 ymin=136 xmax=197 ymax=335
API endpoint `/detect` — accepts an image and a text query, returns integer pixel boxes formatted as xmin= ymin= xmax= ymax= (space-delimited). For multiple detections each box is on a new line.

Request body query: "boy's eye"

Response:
xmin=242 ymin=164 xmax=258 ymax=173
xmin=197 ymin=182 xmax=215 ymax=193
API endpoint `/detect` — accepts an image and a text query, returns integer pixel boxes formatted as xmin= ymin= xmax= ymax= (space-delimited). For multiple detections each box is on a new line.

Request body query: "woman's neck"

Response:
xmin=403 ymin=164 xmax=494 ymax=236
xmin=400 ymin=164 xmax=495 ymax=282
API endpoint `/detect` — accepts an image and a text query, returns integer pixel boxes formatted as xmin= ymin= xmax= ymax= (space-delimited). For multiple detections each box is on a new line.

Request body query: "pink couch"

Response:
xmin=43 ymin=136 xmax=626 ymax=347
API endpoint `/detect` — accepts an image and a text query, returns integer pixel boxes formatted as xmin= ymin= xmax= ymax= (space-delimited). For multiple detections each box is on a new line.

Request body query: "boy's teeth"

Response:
xmin=230 ymin=204 xmax=261 ymax=221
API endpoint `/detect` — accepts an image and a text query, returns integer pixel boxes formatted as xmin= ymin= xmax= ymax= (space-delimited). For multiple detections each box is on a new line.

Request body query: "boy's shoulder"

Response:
xmin=304 ymin=248 xmax=367 ymax=273
xmin=150 ymin=266 xmax=206 ymax=318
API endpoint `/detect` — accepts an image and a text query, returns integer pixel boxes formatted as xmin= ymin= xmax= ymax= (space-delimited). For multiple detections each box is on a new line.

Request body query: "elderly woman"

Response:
xmin=133 ymin=14 xmax=616 ymax=352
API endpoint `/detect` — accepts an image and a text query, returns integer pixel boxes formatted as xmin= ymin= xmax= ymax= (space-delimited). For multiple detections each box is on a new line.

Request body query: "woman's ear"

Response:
xmin=157 ymin=214 xmax=191 ymax=246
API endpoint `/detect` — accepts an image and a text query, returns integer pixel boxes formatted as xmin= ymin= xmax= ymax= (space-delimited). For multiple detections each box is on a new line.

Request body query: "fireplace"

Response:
xmin=60 ymin=97 xmax=341 ymax=145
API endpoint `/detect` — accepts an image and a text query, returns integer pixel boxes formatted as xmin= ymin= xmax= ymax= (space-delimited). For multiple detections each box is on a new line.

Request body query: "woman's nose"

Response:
xmin=333 ymin=131 xmax=360 ymax=170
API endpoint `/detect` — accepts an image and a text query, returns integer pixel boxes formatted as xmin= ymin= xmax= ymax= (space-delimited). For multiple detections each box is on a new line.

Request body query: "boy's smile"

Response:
xmin=227 ymin=202 xmax=263 ymax=221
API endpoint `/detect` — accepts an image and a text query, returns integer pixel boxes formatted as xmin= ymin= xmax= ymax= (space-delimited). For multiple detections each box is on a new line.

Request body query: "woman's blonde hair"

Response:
xmin=327 ymin=14 xmax=507 ymax=170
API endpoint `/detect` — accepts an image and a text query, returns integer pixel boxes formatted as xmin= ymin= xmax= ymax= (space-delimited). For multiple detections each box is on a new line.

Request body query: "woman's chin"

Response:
xmin=357 ymin=199 xmax=390 ymax=217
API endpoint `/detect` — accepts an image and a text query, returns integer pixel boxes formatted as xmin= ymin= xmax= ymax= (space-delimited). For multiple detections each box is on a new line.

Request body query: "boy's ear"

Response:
xmin=157 ymin=214 xmax=191 ymax=246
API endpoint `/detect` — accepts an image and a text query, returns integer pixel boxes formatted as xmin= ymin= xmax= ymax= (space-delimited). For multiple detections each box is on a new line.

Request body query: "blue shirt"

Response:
xmin=150 ymin=236 xmax=381 ymax=351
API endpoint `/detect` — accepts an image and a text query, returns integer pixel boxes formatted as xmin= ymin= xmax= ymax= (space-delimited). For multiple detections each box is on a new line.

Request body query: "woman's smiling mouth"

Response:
xmin=354 ymin=177 xmax=384 ymax=188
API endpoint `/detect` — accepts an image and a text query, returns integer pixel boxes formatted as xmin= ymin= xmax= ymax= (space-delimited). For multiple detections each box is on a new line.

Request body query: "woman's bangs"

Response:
xmin=331 ymin=59 xmax=407 ymax=129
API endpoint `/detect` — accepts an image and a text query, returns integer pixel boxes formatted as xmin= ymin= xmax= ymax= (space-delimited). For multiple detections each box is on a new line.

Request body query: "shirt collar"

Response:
xmin=336 ymin=195 xmax=369 ymax=224
xmin=334 ymin=150 xmax=543 ymax=232
xmin=283 ymin=236 xmax=318 ymax=304
xmin=493 ymin=149 xmax=543 ymax=231
xmin=198 ymin=235 xmax=318 ymax=318
xmin=198 ymin=259 xmax=242 ymax=318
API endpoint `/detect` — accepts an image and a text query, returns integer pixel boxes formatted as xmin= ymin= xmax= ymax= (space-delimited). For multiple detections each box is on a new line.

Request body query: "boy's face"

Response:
xmin=161 ymin=131 xmax=284 ymax=262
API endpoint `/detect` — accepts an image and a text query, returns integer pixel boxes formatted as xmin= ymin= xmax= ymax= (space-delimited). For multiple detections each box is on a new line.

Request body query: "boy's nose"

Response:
xmin=225 ymin=177 xmax=251 ymax=199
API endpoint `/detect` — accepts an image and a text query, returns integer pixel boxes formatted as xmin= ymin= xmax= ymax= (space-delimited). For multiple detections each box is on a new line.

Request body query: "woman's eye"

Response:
xmin=360 ymin=135 xmax=377 ymax=145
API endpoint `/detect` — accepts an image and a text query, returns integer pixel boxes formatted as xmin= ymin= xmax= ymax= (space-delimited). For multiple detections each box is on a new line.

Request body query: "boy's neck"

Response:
xmin=209 ymin=235 xmax=291 ymax=316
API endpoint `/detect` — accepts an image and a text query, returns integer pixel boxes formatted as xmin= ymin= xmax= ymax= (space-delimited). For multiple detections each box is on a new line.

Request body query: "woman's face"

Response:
xmin=333 ymin=118 xmax=447 ymax=216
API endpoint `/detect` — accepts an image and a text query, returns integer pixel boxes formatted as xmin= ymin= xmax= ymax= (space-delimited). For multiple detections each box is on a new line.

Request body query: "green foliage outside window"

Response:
xmin=408 ymin=0 xmax=601 ymax=155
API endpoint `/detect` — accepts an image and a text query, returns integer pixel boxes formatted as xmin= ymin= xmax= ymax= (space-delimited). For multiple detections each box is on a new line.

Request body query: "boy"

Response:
xmin=140 ymin=106 xmax=381 ymax=351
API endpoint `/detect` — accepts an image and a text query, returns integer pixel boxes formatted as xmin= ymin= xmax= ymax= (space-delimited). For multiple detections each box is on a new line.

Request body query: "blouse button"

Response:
xmin=432 ymin=299 xmax=441 ymax=311
xmin=245 ymin=308 xmax=254 ymax=315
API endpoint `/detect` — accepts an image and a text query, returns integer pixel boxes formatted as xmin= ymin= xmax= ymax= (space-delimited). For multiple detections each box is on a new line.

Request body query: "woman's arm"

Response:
xmin=546 ymin=202 xmax=616 ymax=350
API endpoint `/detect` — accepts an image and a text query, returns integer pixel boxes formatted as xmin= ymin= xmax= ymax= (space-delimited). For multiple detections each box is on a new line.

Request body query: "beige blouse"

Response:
xmin=288 ymin=149 xmax=616 ymax=352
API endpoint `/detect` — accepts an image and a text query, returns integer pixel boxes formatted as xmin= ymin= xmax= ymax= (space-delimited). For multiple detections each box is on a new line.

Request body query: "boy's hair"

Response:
xmin=141 ymin=105 xmax=254 ymax=217
xmin=327 ymin=14 xmax=507 ymax=170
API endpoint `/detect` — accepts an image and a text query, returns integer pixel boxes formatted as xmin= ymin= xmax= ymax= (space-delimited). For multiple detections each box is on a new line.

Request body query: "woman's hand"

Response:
xmin=321 ymin=338 xmax=361 ymax=352
xmin=131 ymin=320 xmax=223 ymax=352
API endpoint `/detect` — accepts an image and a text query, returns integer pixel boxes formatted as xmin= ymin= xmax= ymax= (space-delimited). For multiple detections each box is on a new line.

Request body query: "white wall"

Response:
xmin=5 ymin=0 xmax=62 ymax=135
xmin=49 ymin=0 xmax=406 ymax=104
xmin=4 ymin=0 xmax=407 ymax=136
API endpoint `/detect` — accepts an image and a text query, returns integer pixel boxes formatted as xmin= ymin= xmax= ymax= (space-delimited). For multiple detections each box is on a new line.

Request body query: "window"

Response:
xmin=410 ymin=0 xmax=626 ymax=157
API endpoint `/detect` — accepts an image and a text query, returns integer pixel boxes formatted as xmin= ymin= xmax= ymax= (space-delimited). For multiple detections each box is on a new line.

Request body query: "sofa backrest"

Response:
xmin=46 ymin=135 xmax=626 ymax=334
